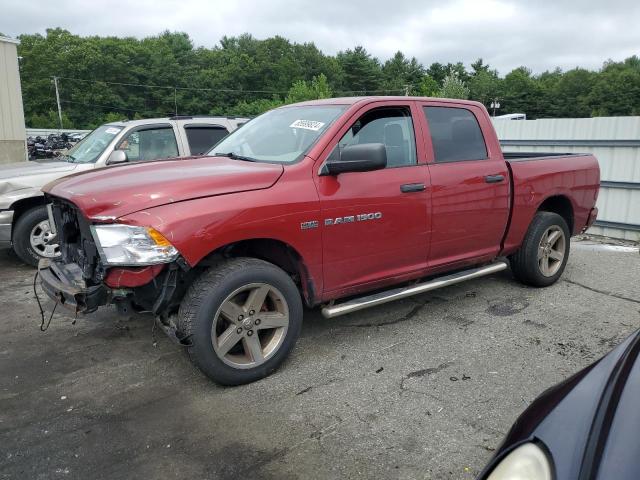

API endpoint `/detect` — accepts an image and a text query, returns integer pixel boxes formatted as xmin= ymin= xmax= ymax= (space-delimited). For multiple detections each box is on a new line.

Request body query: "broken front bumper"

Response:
xmin=38 ymin=259 xmax=109 ymax=313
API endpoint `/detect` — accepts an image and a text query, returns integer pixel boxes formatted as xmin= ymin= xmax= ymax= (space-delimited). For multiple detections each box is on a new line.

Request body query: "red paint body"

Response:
xmin=104 ymin=265 xmax=165 ymax=288
xmin=45 ymin=97 xmax=600 ymax=303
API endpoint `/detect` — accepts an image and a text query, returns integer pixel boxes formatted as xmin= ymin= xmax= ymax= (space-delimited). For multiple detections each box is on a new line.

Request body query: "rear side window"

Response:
xmin=185 ymin=126 xmax=229 ymax=155
xmin=423 ymin=107 xmax=487 ymax=163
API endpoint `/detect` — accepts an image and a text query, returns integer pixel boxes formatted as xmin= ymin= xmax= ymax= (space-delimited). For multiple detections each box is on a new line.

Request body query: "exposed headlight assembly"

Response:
xmin=487 ymin=443 xmax=553 ymax=480
xmin=91 ymin=224 xmax=178 ymax=266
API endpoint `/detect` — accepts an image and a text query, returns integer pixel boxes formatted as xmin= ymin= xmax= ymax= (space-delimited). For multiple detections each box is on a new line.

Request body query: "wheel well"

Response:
xmin=10 ymin=196 xmax=46 ymax=225
xmin=538 ymin=196 xmax=574 ymax=233
xmin=199 ymin=239 xmax=316 ymax=306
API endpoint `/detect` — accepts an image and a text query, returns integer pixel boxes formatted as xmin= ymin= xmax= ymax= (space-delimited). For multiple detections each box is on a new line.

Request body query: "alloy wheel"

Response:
xmin=211 ymin=283 xmax=290 ymax=369
xmin=537 ymin=225 xmax=566 ymax=277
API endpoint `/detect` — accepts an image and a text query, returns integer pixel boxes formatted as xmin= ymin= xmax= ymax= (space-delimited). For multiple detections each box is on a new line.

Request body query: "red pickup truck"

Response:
xmin=40 ymin=97 xmax=600 ymax=385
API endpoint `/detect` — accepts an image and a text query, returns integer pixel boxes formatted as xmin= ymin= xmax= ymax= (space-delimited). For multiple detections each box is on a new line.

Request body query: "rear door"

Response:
xmin=183 ymin=124 xmax=230 ymax=155
xmin=418 ymin=102 xmax=510 ymax=268
xmin=314 ymin=101 xmax=431 ymax=297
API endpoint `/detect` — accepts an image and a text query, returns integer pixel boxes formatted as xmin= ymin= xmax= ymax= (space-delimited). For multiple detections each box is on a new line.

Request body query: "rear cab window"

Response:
xmin=185 ymin=125 xmax=230 ymax=155
xmin=423 ymin=106 xmax=487 ymax=163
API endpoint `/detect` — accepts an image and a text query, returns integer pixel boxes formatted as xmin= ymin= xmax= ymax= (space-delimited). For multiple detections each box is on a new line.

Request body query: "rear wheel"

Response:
xmin=178 ymin=258 xmax=303 ymax=385
xmin=509 ymin=211 xmax=570 ymax=287
xmin=12 ymin=206 xmax=60 ymax=267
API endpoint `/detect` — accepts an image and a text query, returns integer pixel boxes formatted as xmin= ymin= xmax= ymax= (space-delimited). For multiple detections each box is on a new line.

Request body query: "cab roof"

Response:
xmin=290 ymin=96 xmax=485 ymax=109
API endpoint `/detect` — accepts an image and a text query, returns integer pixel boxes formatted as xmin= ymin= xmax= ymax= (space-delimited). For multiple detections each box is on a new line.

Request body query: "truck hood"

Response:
xmin=44 ymin=156 xmax=284 ymax=220
xmin=0 ymin=161 xmax=79 ymax=194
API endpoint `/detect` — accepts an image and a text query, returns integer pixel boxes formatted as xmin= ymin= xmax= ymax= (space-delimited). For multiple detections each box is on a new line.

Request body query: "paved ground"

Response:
xmin=1 ymin=238 xmax=639 ymax=480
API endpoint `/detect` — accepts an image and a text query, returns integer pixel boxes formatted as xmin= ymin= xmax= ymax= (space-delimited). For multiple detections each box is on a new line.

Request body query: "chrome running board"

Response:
xmin=321 ymin=261 xmax=509 ymax=319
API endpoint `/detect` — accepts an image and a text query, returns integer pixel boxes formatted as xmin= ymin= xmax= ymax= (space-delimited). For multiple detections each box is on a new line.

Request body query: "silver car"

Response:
xmin=0 ymin=115 xmax=247 ymax=266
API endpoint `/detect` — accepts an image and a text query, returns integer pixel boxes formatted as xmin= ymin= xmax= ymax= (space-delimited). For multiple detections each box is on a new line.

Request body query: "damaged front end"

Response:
xmin=38 ymin=258 xmax=108 ymax=313
xmin=38 ymin=197 xmax=193 ymax=335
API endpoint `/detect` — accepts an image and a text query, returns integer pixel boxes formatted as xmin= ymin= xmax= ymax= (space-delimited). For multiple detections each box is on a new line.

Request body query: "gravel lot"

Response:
xmin=1 ymin=237 xmax=639 ymax=479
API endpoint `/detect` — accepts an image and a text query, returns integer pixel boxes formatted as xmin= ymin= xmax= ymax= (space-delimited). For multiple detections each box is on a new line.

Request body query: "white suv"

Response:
xmin=0 ymin=115 xmax=248 ymax=265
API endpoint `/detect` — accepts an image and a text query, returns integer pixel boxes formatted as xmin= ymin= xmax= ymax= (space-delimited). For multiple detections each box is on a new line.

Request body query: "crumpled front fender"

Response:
xmin=0 ymin=185 xmax=44 ymax=210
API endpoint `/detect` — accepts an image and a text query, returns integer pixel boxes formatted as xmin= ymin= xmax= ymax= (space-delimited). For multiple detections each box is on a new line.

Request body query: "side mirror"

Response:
xmin=107 ymin=149 xmax=128 ymax=165
xmin=322 ymin=143 xmax=387 ymax=175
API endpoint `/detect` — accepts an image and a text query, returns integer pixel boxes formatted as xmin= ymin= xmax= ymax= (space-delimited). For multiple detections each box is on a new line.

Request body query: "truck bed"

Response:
xmin=501 ymin=152 xmax=600 ymax=256
xmin=502 ymin=151 xmax=586 ymax=161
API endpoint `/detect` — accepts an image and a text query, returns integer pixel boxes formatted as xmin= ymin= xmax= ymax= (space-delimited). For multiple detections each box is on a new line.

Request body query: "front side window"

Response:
xmin=185 ymin=126 xmax=229 ymax=155
xmin=337 ymin=107 xmax=417 ymax=168
xmin=117 ymin=127 xmax=179 ymax=162
xmin=63 ymin=125 xmax=123 ymax=163
xmin=423 ymin=106 xmax=487 ymax=163
xmin=210 ymin=105 xmax=346 ymax=164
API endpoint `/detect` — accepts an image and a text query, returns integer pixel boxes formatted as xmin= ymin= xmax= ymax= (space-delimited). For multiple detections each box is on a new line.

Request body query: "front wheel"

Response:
xmin=178 ymin=258 xmax=303 ymax=386
xmin=509 ymin=211 xmax=570 ymax=287
xmin=12 ymin=206 xmax=60 ymax=267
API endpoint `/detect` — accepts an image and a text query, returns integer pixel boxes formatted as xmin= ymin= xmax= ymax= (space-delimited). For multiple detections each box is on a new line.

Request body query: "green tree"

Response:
xmin=468 ymin=70 xmax=501 ymax=107
xmin=438 ymin=70 xmax=470 ymax=99
xmin=415 ymin=75 xmax=439 ymax=96
xmin=228 ymin=97 xmax=283 ymax=116
xmin=15 ymin=29 xmax=640 ymax=125
xmin=336 ymin=46 xmax=384 ymax=93
xmin=587 ymin=57 xmax=640 ymax=116
xmin=427 ymin=61 xmax=469 ymax=85
xmin=548 ymin=68 xmax=596 ymax=117
xmin=27 ymin=110 xmax=73 ymax=128
xmin=500 ymin=67 xmax=545 ymax=117
xmin=285 ymin=73 xmax=333 ymax=103
xmin=382 ymin=51 xmax=424 ymax=93
xmin=470 ymin=58 xmax=490 ymax=75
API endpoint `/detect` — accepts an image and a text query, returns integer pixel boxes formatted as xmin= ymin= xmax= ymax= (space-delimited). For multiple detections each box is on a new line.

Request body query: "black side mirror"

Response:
xmin=321 ymin=143 xmax=387 ymax=175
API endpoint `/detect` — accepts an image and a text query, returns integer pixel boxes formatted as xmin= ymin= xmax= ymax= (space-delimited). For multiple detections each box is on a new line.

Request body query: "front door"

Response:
xmin=314 ymin=102 xmax=430 ymax=297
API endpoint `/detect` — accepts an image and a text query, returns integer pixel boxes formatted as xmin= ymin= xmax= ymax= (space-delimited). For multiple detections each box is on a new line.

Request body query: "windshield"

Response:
xmin=63 ymin=125 xmax=123 ymax=163
xmin=209 ymin=105 xmax=346 ymax=163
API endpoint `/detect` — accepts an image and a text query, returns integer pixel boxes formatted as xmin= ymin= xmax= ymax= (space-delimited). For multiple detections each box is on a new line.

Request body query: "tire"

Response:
xmin=12 ymin=206 xmax=59 ymax=267
xmin=509 ymin=211 xmax=570 ymax=287
xmin=178 ymin=257 xmax=303 ymax=386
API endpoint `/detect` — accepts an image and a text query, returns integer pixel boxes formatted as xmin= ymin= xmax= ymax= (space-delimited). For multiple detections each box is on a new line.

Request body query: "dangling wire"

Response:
xmin=33 ymin=271 xmax=58 ymax=332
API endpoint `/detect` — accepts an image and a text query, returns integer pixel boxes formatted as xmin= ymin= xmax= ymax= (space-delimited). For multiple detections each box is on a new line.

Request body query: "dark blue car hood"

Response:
xmin=480 ymin=329 xmax=640 ymax=480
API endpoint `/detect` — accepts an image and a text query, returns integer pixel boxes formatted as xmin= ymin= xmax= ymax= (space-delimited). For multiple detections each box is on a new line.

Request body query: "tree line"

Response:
xmin=15 ymin=28 xmax=640 ymax=129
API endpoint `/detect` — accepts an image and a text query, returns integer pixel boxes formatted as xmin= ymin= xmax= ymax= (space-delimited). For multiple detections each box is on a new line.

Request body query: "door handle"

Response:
xmin=485 ymin=174 xmax=505 ymax=183
xmin=400 ymin=183 xmax=426 ymax=193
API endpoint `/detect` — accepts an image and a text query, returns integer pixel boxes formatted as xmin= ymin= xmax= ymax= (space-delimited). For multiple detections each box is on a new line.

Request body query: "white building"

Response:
xmin=0 ymin=36 xmax=27 ymax=164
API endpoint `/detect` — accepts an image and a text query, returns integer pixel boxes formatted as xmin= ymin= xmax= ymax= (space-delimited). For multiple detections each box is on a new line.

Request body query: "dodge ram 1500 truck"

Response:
xmin=0 ymin=116 xmax=247 ymax=266
xmin=39 ymin=97 xmax=600 ymax=385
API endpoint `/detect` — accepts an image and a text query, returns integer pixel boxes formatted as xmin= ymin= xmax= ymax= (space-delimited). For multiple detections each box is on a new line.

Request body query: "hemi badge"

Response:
xmin=301 ymin=220 xmax=319 ymax=230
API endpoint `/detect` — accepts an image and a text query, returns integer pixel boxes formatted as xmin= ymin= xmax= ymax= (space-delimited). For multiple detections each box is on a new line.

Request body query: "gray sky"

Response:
xmin=3 ymin=0 xmax=639 ymax=74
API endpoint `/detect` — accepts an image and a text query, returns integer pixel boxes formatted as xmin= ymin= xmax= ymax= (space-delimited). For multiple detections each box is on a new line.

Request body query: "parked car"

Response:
xmin=38 ymin=97 xmax=599 ymax=385
xmin=0 ymin=116 xmax=247 ymax=266
xmin=477 ymin=328 xmax=640 ymax=480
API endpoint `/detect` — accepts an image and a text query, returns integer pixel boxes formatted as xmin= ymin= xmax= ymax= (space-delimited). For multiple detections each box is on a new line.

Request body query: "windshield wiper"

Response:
xmin=213 ymin=152 xmax=257 ymax=162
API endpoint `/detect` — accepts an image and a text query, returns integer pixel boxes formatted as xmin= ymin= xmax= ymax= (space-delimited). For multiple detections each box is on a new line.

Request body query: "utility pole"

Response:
xmin=174 ymin=87 xmax=178 ymax=115
xmin=52 ymin=76 xmax=64 ymax=130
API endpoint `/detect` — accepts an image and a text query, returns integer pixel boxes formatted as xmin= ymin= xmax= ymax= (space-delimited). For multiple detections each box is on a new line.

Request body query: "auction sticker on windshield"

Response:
xmin=290 ymin=119 xmax=325 ymax=131
xmin=105 ymin=127 xmax=121 ymax=135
